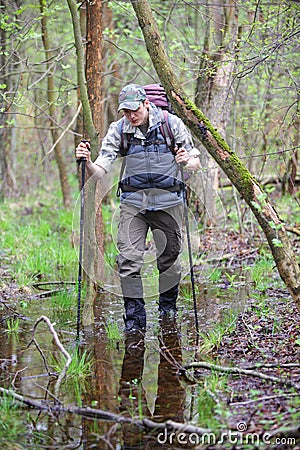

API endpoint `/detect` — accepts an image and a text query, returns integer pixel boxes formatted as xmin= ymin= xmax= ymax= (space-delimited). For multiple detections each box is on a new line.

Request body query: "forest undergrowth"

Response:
xmin=0 ymin=187 xmax=300 ymax=449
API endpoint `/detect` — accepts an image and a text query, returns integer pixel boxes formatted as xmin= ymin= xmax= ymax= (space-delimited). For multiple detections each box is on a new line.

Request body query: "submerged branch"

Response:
xmin=0 ymin=387 xmax=211 ymax=436
xmin=31 ymin=281 xmax=76 ymax=289
xmin=30 ymin=281 xmax=75 ymax=297
xmin=33 ymin=289 xmax=69 ymax=297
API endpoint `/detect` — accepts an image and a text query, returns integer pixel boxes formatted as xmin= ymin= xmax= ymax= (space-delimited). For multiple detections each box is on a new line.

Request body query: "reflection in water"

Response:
xmin=154 ymin=316 xmax=185 ymax=423
xmin=0 ymin=278 xmax=248 ymax=449
xmin=118 ymin=317 xmax=185 ymax=449
xmin=119 ymin=332 xmax=150 ymax=448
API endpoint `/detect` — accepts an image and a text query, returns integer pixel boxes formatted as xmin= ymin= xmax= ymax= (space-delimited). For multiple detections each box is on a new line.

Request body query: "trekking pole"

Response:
xmin=76 ymin=140 xmax=88 ymax=341
xmin=177 ymin=144 xmax=199 ymax=338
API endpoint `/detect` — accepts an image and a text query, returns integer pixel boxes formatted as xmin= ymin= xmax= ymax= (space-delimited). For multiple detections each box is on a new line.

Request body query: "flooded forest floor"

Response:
xmin=1 ymin=216 xmax=300 ymax=449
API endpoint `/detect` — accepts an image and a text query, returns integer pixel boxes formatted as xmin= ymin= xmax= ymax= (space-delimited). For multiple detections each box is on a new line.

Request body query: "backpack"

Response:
xmin=144 ymin=83 xmax=175 ymax=114
xmin=119 ymin=84 xmax=176 ymax=156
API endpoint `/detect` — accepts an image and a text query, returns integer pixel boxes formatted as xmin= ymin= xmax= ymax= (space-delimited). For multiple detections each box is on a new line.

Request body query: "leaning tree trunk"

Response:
xmin=130 ymin=0 xmax=300 ymax=311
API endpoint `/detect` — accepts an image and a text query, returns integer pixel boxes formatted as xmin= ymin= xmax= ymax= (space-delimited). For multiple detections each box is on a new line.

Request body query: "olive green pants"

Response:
xmin=117 ymin=202 xmax=183 ymax=300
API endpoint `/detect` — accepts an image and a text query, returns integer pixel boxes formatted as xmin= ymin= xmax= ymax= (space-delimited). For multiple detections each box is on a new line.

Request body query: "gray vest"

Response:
xmin=119 ymin=123 xmax=183 ymax=211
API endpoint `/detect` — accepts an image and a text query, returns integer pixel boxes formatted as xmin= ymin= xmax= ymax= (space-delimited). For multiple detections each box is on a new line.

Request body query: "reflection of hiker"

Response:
xmin=76 ymin=83 xmax=200 ymax=333
xmin=118 ymin=334 xmax=150 ymax=448
xmin=154 ymin=317 xmax=185 ymax=423
xmin=118 ymin=318 xmax=185 ymax=448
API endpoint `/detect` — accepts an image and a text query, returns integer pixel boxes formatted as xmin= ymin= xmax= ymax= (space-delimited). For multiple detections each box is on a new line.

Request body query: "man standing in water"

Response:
xmin=76 ymin=83 xmax=200 ymax=333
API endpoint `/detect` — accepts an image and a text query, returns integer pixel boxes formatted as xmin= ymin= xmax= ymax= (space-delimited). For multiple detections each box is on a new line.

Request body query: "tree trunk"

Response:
xmin=194 ymin=0 xmax=239 ymax=228
xmin=0 ymin=0 xmax=17 ymax=200
xmin=68 ymin=0 xmax=107 ymax=327
xmin=102 ymin=2 xmax=120 ymax=129
xmin=0 ymin=0 xmax=7 ymax=200
xmin=67 ymin=0 xmax=103 ymax=327
xmin=39 ymin=0 xmax=71 ymax=209
xmin=285 ymin=100 xmax=299 ymax=196
xmin=83 ymin=1 xmax=105 ymax=326
xmin=130 ymin=0 xmax=300 ymax=311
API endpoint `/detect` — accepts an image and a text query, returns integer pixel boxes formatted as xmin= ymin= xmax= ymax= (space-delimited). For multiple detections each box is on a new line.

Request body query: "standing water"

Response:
xmin=0 ymin=276 xmax=248 ymax=449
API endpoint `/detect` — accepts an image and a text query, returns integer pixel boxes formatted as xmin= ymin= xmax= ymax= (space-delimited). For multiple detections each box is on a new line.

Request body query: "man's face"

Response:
xmin=122 ymin=99 xmax=149 ymax=127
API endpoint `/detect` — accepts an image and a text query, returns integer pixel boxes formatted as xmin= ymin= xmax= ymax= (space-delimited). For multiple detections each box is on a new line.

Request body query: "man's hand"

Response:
xmin=175 ymin=146 xmax=189 ymax=165
xmin=175 ymin=145 xmax=201 ymax=172
xmin=76 ymin=140 xmax=91 ymax=162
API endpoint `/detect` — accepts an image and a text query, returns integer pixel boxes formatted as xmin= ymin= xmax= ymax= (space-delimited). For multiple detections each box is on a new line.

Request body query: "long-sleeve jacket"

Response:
xmin=94 ymin=104 xmax=200 ymax=211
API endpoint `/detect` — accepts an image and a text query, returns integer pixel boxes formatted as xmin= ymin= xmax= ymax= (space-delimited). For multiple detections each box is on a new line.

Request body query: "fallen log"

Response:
xmin=0 ymin=387 xmax=211 ymax=436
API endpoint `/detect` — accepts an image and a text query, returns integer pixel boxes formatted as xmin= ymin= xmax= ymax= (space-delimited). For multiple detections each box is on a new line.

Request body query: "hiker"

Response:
xmin=75 ymin=83 xmax=200 ymax=333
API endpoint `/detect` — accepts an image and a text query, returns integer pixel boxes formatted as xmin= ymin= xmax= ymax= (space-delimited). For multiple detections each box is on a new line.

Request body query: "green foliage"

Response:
xmin=105 ymin=319 xmax=122 ymax=341
xmin=180 ymin=283 xmax=199 ymax=302
xmin=251 ymin=295 xmax=270 ymax=319
xmin=224 ymin=272 xmax=237 ymax=286
xmin=195 ymin=371 xmax=228 ymax=430
xmin=126 ymin=379 xmax=144 ymax=420
xmin=49 ymin=348 xmax=93 ymax=403
xmin=288 ymin=396 xmax=300 ymax=427
xmin=65 ymin=349 xmax=93 ymax=381
xmin=275 ymin=194 xmax=300 ymax=225
xmin=0 ymin=195 xmax=77 ymax=288
xmin=5 ymin=317 xmax=20 ymax=333
xmin=1 ymin=0 xmax=299 ymax=230
xmin=51 ymin=289 xmax=76 ymax=317
xmin=0 ymin=392 xmax=26 ymax=447
xmin=245 ymin=254 xmax=275 ymax=291
xmin=102 ymin=204 xmax=119 ymax=266
xmin=198 ymin=312 xmax=237 ymax=354
xmin=1 ymin=3 xmax=300 ymax=445
xmin=208 ymin=268 xmax=222 ymax=283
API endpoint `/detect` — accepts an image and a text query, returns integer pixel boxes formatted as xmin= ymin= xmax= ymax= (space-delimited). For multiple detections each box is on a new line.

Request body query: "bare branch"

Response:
xmin=31 ymin=316 xmax=72 ymax=398
xmin=184 ymin=360 xmax=300 ymax=390
xmin=40 ymin=102 xmax=82 ymax=164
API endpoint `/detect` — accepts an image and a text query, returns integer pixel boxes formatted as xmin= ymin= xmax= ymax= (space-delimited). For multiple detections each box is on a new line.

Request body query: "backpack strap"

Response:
xmin=117 ymin=118 xmax=130 ymax=196
xmin=119 ymin=118 xmax=131 ymax=157
xmin=159 ymin=109 xmax=175 ymax=154
xmin=119 ymin=110 xmax=175 ymax=156
xmin=117 ymin=156 xmax=126 ymax=197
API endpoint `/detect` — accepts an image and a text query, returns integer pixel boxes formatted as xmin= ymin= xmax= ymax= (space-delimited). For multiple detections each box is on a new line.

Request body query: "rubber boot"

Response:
xmin=123 ymin=297 xmax=146 ymax=333
xmin=158 ymin=284 xmax=179 ymax=318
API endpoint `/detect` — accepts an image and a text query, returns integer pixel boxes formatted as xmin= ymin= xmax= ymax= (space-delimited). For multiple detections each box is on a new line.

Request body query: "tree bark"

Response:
xmin=86 ymin=0 xmax=105 ymax=272
xmin=83 ymin=1 xmax=105 ymax=325
xmin=130 ymin=0 xmax=300 ymax=311
xmin=102 ymin=2 xmax=120 ymax=129
xmin=67 ymin=0 xmax=104 ymax=327
xmin=194 ymin=0 xmax=239 ymax=228
xmin=39 ymin=0 xmax=71 ymax=209
xmin=67 ymin=0 xmax=97 ymax=142
xmin=285 ymin=99 xmax=299 ymax=196
xmin=0 ymin=0 xmax=17 ymax=200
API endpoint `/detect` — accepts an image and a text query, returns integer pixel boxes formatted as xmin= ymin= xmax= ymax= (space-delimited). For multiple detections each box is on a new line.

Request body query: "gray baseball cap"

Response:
xmin=118 ymin=84 xmax=147 ymax=112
